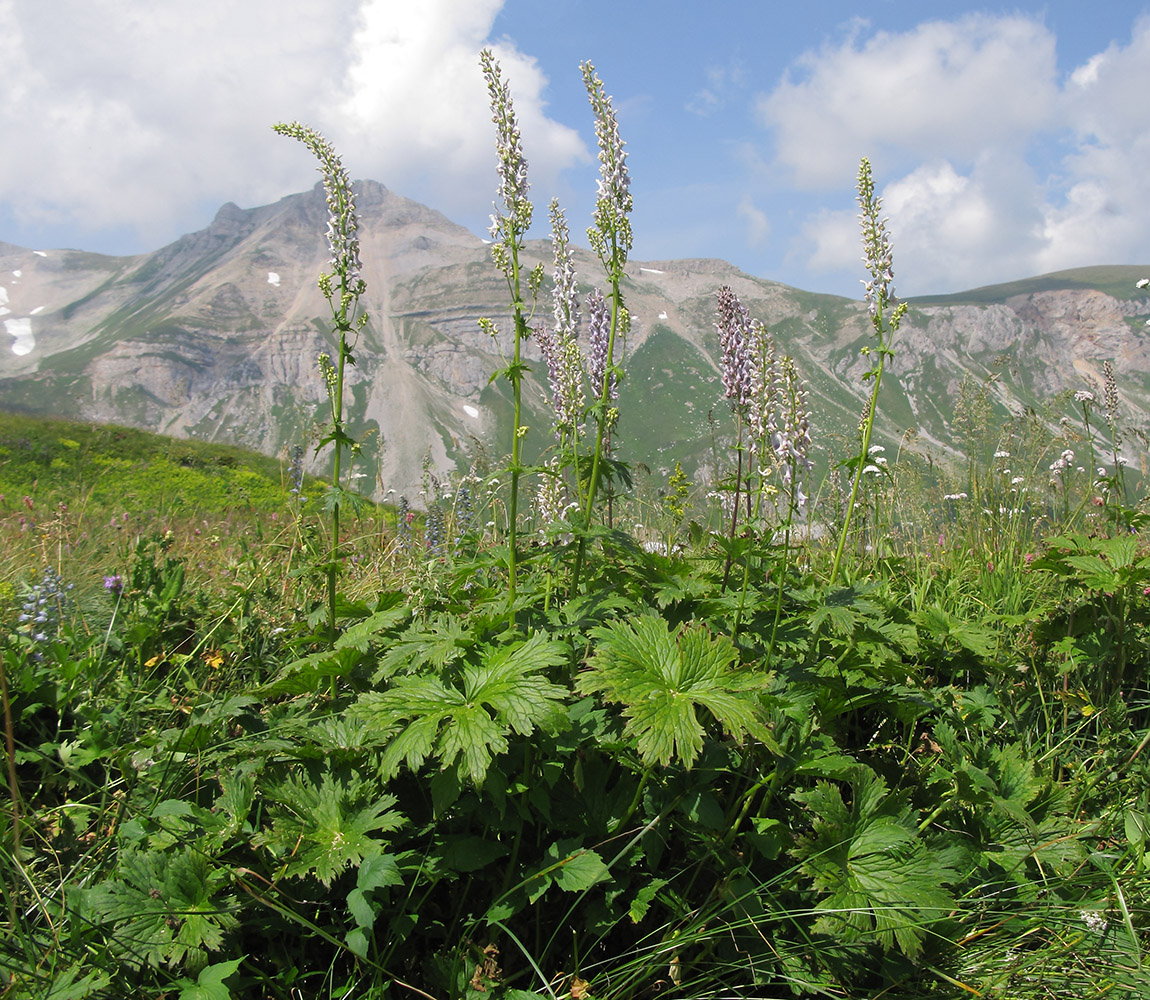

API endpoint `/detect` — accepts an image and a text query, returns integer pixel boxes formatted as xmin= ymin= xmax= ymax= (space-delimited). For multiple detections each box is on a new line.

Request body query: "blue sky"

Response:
xmin=1 ymin=0 xmax=1148 ymax=298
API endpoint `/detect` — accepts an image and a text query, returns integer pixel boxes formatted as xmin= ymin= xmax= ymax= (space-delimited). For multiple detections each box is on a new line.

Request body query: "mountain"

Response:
xmin=2 ymin=181 xmax=1149 ymax=499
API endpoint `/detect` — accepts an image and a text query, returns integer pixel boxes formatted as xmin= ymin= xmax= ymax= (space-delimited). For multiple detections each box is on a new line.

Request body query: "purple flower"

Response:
xmin=103 ymin=574 xmax=124 ymax=597
xmin=715 ymin=286 xmax=753 ymax=412
xmin=587 ymin=289 xmax=616 ymax=403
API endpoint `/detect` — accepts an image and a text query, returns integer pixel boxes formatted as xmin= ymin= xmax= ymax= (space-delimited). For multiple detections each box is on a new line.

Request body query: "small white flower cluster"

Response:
xmin=863 ymin=444 xmax=888 ymax=476
xmin=1080 ymin=909 xmax=1109 ymax=935
xmin=943 ymin=492 xmax=969 ymax=501
xmin=1075 ymin=389 xmax=1095 ymax=404
xmin=1049 ymin=448 xmax=1075 ymax=488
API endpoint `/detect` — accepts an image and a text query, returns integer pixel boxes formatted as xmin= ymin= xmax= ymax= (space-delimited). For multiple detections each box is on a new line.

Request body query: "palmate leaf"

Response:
xmin=792 ymin=767 xmax=958 ymax=958
xmin=256 ymin=769 xmax=405 ymax=887
xmin=354 ymin=632 xmax=569 ymax=785
xmin=577 ymin=612 xmax=775 ymax=768
xmin=81 ymin=847 xmax=238 ymax=970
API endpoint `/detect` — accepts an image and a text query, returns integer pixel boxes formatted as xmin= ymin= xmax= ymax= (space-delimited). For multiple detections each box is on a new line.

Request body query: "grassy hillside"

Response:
xmin=910 ymin=264 xmax=1150 ymax=305
xmin=0 ymin=411 xmax=298 ymax=514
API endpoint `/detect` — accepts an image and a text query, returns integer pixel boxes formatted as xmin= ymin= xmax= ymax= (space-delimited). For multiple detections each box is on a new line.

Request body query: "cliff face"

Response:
xmin=2 ymin=183 xmax=1149 ymax=497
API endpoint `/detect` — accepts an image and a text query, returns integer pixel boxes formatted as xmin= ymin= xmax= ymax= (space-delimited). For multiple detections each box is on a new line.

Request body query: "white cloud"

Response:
xmin=0 ymin=0 xmax=586 ymax=248
xmin=736 ymin=197 xmax=769 ymax=247
xmin=772 ymin=13 xmax=1150 ymax=292
xmin=337 ymin=0 xmax=587 ymax=220
xmin=757 ymin=14 xmax=1059 ymax=189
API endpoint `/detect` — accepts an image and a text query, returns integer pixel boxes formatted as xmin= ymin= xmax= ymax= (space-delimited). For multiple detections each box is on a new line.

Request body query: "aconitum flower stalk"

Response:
xmin=542 ymin=200 xmax=587 ymax=438
xmin=479 ymin=48 xmax=537 ymax=601
xmin=715 ymin=286 xmax=753 ymax=413
xmin=746 ymin=320 xmax=780 ymax=462
xmin=829 ymin=158 xmax=906 ymax=587
xmin=482 ymin=49 xmax=533 ymax=267
xmin=273 ymin=123 xmax=365 ymax=294
xmin=274 ymin=121 xmax=368 ymax=643
xmin=776 ymin=357 xmax=813 ymax=496
xmin=581 ymin=62 xmax=632 ymax=272
xmin=587 ymin=289 xmax=616 ymax=404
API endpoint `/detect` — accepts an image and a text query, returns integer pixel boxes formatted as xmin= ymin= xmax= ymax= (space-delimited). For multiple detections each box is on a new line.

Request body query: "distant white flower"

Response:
xmin=943 ymin=492 xmax=968 ymax=500
xmin=1137 ymin=277 xmax=1149 ymax=289
xmin=1011 ymin=476 xmax=1025 ymax=486
xmin=1081 ymin=910 xmax=1109 ymax=935
xmin=868 ymin=445 xmax=885 ymax=454
xmin=1075 ymin=390 xmax=1096 ymax=403
xmin=994 ymin=450 xmax=1010 ymax=459
xmin=863 ymin=464 xmax=882 ymax=475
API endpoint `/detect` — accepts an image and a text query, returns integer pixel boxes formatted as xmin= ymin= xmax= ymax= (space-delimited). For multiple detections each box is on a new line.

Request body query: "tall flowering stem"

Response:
xmin=829 ymin=158 xmax=906 ymax=587
xmin=480 ymin=49 xmax=542 ymax=603
xmin=273 ymin=121 xmax=367 ymax=642
xmin=580 ymin=60 xmax=631 ymax=521
xmin=714 ymin=286 xmax=754 ymax=588
xmin=541 ymin=200 xmax=588 ymax=452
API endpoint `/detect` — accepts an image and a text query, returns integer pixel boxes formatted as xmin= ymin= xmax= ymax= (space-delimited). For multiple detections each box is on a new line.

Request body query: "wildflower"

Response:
xmin=537 ymin=201 xmax=587 ymax=437
xmin=943 ymin=492 xmax=968 ymax=500
xmin=103 ymin=574 xmax=124 ymax=597
xmin=455 ymin=483 xmax=476 ymax=537
xmin=581 ymin=61 xmax=632 ymax=270
xmin=18 ymin=567 xmax=72 ymax=647
xmin=994 ymin=450 xmax=1010 ymax=459
xmin=857 ymin=159 xmax=900 ymax=320
xmin=1138 ymin=278 xmax=1149 ymax=289
xmin=1080 ymin=910 xmax=1109 ymax=935
xmin=272 ymin=123 xmax=364 ymax=292
xmin=425 ymin=503 xmax=445 ymax=559
xmin=587 ymin=289 xmax=617 ymax=404
xmin=480 ymin=49 xmax=532 ymax=253
xmin=535 ymin=458 xmax=565 ymax=532
xmin=715 ymin=286 xmax=753 ymax=411
xmin=1011 ymin=476 xmax=1025 ymax=486
xmin=774 ymin=356 xmax=813 ymax=496
xmin=1074 ymin=389 xmax=1095 ymax=403
xmin=746 ymin=320 xmax=780 ymax=459
xmin=288 ymin=444 xmax=305 ymax=498
xmin=396 ymin=495 xmax=412 ymax=551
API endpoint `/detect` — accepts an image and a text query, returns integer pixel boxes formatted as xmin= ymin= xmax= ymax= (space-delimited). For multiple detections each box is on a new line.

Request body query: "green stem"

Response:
xmin=573 ymin=263 xmax=623 ymax=594
xmin=505 ymin=246 xmax=529 ymax=605
xmin=829 ymin=339 xmax=887 ymax=588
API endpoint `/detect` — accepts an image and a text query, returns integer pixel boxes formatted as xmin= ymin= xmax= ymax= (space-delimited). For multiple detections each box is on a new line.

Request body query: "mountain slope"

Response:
xmin=2 ymin=183 xmax=1149 ymax=498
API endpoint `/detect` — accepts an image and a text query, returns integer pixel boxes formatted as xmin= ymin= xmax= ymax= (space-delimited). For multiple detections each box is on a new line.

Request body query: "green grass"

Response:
xmin=0 ymin=411 xmax=296 ymax=513
xmin=910 ymin=263 xmax=1150 ymax=305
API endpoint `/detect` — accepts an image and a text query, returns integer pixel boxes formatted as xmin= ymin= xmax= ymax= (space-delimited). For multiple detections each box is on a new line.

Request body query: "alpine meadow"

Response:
xmin=4 ymin=47 xmax=1150 ymax=1000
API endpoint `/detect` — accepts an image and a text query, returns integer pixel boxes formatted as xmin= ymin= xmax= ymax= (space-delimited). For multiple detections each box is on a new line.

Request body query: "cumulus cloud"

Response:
xmin=765 ymin=12 xmax=1150 ymax=293
xmin=0 ymin=0 xmax=586 ymax=249
xmin=757 ymin=14 xmax=1059 ymax=189
xmin=337 ymin=0 xmax=586 ymax=221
